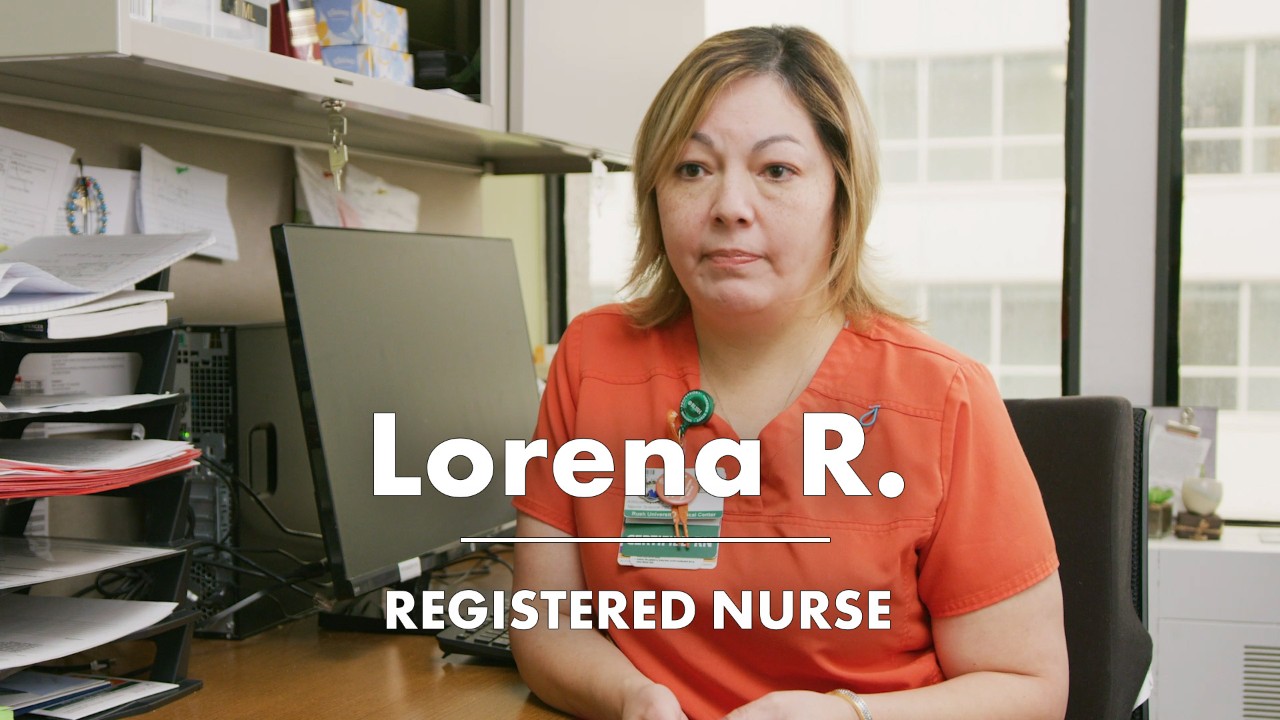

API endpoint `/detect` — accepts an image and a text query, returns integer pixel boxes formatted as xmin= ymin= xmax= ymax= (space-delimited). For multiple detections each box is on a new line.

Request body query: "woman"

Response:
xmin=511 ymin=26 xmax=1068 ymax=720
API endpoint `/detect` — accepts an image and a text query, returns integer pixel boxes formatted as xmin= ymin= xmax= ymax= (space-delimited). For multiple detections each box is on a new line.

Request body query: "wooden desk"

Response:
xmin=140 ymin=618 xmax=569 ymax=719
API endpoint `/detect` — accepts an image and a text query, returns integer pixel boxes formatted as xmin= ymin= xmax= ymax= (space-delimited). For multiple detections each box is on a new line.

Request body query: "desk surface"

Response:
xmin=142 ymin=618 xmax=569 ymax=719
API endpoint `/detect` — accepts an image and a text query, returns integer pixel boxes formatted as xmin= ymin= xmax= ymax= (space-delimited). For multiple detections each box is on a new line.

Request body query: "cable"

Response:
xmin=190 ymin=541 xmax=326 ymax=597
xmin=196 ymin=456 xmax=322 ymax=539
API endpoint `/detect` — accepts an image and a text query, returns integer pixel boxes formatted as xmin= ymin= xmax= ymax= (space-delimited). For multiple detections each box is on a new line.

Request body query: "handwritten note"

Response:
xmin=0 ymin=127 xmax=74 ymax=250
xmin=139 ymin=144 xmax=238 ymax=260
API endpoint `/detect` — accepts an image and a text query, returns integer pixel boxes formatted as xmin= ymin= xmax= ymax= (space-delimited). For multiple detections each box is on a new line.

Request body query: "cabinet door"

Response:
xmin=509 ymin=0 xmax=707 ymax=162
xmin=1154 ymin=619 xmax=1280 ymax=719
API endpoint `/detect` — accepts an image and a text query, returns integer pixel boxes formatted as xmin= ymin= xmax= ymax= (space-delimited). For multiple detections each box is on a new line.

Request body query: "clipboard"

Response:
xmin=1143 ymin=406 xmax=1217 ymax=491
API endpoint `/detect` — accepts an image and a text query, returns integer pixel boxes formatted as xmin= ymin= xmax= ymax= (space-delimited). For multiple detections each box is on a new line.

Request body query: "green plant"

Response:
xmin=1149 ymin=487 xmax=1175 ymax=505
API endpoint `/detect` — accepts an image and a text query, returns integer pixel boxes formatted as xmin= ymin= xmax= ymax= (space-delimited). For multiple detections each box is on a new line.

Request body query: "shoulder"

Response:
xmin=817 ymin=315 xmax=993 ymax=416
xmin=560 ymin=304 xmax=695 ymax=384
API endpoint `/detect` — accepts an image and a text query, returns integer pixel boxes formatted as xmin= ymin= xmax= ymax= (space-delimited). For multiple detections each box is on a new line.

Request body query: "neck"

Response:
xmin=692 ymin=305 xmax=845 ymax=439
xmin=692 ymin=304 xmax=844 ymax=372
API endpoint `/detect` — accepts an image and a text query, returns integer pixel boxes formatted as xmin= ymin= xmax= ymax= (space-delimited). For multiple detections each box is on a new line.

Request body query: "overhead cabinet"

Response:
xmin=0 ymin=0 xmax=707 ymax=173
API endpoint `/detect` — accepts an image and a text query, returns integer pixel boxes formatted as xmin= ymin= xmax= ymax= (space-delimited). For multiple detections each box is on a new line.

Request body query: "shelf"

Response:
xmin=0 ymin=1 xmax=611 ymax=174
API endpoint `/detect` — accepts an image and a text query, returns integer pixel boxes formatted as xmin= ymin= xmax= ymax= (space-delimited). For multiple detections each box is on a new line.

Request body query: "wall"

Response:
xmin=481 ymin=174 xmax=546 ymax=347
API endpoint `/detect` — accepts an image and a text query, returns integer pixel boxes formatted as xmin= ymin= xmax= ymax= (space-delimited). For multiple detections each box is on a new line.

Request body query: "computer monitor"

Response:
xmin=270 ymin=225 xmax=540 ymax=600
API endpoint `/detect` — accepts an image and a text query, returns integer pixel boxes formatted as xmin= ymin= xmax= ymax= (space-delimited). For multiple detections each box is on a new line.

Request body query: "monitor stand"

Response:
xmin=316 ymin=583 xmax=439 ymax=636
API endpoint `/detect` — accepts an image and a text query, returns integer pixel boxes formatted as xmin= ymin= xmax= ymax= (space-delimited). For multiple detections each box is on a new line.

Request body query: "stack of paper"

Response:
xmin=0 ymin=671 xmax=111 ymax=715
xmin=0 ymin=393 xmax=176 ymax=416
xmin=0 ymin=439 xmax=200 ymax=499
xmin=0 ymin=232 xmax=211 ymax=324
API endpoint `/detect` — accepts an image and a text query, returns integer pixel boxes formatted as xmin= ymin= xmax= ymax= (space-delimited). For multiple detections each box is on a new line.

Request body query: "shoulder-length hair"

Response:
xmin=623 ymin=25 xmax=905 ymax=329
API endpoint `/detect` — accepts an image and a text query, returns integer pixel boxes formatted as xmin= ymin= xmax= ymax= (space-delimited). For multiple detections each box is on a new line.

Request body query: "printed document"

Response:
xmin=0 ymin=594 xmax=176 ymax=671
xmin=0 ymin=536 xmax=179 ymax=591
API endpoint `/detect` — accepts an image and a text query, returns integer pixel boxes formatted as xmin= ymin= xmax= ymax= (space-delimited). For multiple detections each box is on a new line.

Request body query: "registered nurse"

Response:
xmin=510 ymin=25 xmax=1068 ymax=720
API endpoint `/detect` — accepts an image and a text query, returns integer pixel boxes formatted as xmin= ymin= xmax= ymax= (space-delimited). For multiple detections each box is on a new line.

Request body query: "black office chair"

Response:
xmin=1004 ymin=397 xmax=1152 ymax=720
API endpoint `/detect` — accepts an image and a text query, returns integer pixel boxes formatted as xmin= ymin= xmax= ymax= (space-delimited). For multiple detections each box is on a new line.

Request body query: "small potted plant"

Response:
xmin=1148 ymin=486 xmax=1175 ymax=538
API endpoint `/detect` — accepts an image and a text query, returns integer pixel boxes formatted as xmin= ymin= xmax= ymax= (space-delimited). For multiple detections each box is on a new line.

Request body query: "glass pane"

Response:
xmin=999 ymin=374 xmax=1060 ymax=399
xmin=1002 ymin=144 xmax=1064 ymax=180
xmin=929 ymin=57 xmax=993 ymax=137
xmin=1254 ymin=138 xmax=1280 ymax=174
xmin=865 ymin=59 xmax=918 ymax=140
xmin=1250 ymin=284 xmax=1280 ymax=365
xmin=1180 ymin=376 xmax=1238 ymax=411
xmin=1256 ymin=41 xmax=1280 ymax=126
xmin=1003 ymin=53 xmax=1066 ymax=135
xmin=1181 ymin=283 xmax=1239 ymax=365
xmin=1251 ymin=377 xmax=1280 ymax=411
xmin=1183 ymin=43 xmax=1244 ymax=128
xmin=881 ymin=148 xmax=918 ymax=183
xmin=927 ymin=147 xmax=993 ymax=182
xmin=925 ymin=285 xmax=990 ymax=363
xmin=1001 ymin=284 xmax=1060 ymax=364
xmin=1185 ymin=139 xmax=1242 ymax=174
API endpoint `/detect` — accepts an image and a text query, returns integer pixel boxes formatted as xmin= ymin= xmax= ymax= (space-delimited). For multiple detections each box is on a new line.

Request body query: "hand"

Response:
xmin=721 ymin=691 xmax=856 ymax=720
xmin=622 ymin=682 xmax=688 ymax=720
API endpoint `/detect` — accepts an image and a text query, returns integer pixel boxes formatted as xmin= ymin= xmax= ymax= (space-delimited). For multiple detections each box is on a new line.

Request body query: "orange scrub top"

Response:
xmin=514 ymin=306 xmax=1058 ymax=720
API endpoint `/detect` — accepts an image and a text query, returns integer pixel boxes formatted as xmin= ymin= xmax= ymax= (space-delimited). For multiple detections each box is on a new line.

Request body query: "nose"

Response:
xmin=711 ymin=169 xmax=755 ymax=228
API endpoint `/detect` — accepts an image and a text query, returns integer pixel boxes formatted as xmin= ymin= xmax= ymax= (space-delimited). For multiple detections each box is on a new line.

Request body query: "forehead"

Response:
xmin=690 ymin=74 xmax=818 ymax=145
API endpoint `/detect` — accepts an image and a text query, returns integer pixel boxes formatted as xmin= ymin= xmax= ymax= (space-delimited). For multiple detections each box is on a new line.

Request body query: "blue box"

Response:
xmin=313 ymin=0 xmax=408 ymax=51
xmin=321 ymin=44 xmax=413 ymax=86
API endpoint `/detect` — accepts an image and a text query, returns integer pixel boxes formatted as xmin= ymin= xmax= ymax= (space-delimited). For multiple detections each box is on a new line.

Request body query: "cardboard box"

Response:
xmin=321 ymin=44 xmax=413 ymax=86
xmin=313 ymin=0 xmax=408 ymax=51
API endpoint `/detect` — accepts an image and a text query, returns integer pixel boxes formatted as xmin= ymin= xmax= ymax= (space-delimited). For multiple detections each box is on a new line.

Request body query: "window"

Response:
xmin=858 ymin=50 xmax=1066 ymax=184
xmin=1179 ymin=3 xmax=1280 ymax=521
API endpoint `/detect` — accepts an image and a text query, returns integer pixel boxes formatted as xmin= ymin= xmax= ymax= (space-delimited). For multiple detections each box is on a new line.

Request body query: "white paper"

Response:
xmin=0 ymin=536 xmax=179 ymax=591
xmin=0 ymin=393 xmax=176 ymax=415
xmin=51 ymin=166 xmax=141 ymax=237
xmin=0 ymin=127 xmax=75 ymax=250
xmin=342 ymin=163 xmax=420 ymax=232
xmin=293 ymin=150 xmax=343 ymax=227
xmin=32 ymin=676 xmax=180 ymax=719
xmin=12 ymin=352 xmax=141 ymax=397
xmin=0 ymin=232 xmax=212 ymax=315
xmin=0 ymin=594 xmax=177 ymax=671
xmin=0 ymin=289 xmax=173 ymax=327
xmin=293 ymin=149 xmax=419 ymax=231
xmin=1149 ymin=428 xmax=1214 ymax=487
xmin=139 ymin=144 xmax=239 ymax=260
xmin=0 ymin=438 xmax=194 ymax=471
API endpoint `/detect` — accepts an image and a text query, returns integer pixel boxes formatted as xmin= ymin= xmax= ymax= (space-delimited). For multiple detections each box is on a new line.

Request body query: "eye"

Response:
xmin=676 ymin=162 xmax=706 ymax=179
xmin=763 ymin=164 xmax=795 ymax=180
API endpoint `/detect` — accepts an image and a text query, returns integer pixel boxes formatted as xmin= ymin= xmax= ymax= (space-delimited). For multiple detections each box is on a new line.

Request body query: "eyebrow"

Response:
xmin=688 ymin=132 xmax=803 ymax=152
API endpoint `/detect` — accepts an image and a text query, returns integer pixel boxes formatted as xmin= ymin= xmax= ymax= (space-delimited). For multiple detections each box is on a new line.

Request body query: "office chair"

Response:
xmin=1004 ymin=397 xmax=1152 ymax=720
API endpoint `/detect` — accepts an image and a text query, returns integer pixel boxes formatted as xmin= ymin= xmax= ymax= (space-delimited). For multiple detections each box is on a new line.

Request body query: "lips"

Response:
xmin=704 ymin=248 xmax=762 ymax=266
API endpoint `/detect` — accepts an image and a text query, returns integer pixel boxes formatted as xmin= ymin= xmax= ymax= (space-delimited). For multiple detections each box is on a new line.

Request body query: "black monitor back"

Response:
xmin=271 ymin=225 xmax=540 ymax=599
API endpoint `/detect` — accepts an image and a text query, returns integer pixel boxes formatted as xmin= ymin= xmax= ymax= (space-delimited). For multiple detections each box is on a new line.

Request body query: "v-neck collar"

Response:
xmin=676 ymin=313 xmax=848 ymax=442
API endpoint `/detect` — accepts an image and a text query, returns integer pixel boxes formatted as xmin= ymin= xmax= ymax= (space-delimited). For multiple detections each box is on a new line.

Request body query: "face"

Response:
xmin=657 ymin=73 xmax=838 ymax=321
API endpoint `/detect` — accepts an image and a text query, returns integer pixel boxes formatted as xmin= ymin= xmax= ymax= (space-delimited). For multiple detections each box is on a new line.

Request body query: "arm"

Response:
xmin=724 ymin=573 xmax=1068 ymax=720
xmin=511 ymin=512 xmax=688 ymax=720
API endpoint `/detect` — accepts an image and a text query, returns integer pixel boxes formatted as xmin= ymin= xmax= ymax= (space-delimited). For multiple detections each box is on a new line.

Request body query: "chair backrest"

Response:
xmin=1004 ymin=397 xmax=1152 ymax=720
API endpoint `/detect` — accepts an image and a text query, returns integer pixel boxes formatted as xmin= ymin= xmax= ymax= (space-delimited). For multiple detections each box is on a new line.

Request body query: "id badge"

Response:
xmin=617 ymin=468 xmax=724 ymax=570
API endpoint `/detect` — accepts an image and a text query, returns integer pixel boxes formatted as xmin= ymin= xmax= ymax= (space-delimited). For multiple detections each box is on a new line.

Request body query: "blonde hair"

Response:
xmin=624 ymin=25 xmax=904 ymax=328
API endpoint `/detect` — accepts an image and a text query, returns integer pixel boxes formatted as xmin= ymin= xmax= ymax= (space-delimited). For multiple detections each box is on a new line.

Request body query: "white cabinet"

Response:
xmin=1148 ymin=529 xmax=1280 ymax=719
xmin=0 ymin=0 xmax=644 ymax=173
xmin=509 ymin=0 xmax=707 ymax=163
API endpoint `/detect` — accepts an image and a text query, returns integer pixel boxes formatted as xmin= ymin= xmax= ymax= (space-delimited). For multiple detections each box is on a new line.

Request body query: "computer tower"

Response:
xmin=176 ymin=324 xmax=325 ymax=639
